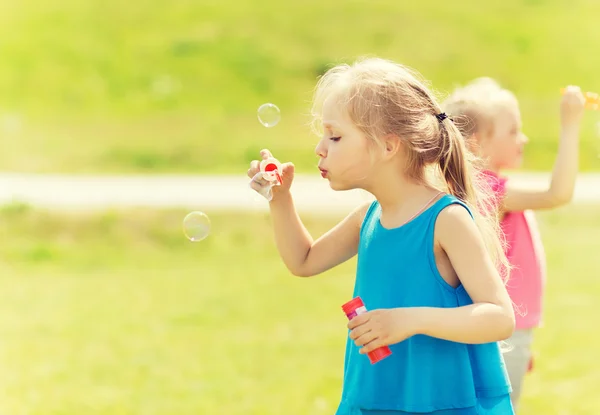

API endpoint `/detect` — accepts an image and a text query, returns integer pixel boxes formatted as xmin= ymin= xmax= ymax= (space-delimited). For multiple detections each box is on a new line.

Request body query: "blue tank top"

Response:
xmin=335 ymin=195 xmax=512 ymax=414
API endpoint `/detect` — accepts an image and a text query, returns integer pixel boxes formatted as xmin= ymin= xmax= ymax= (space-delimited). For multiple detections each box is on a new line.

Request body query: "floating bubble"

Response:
xmin=257 ymin=103 xmax=281 ymax=128
xmin=183 ymin=211 xmax=211 ymax=242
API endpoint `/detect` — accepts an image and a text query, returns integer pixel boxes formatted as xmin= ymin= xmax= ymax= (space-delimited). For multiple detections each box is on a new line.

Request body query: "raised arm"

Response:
xmin=248 ymin=149 xmax=369 ymax=277
xmin=269 ymin=194 xmax=369 ymax=277
xmin=503 ymin=86 xmax=585 ymax=212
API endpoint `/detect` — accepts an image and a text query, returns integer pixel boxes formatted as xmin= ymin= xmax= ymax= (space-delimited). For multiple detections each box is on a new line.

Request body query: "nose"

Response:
xmin=520 ymin=133 xmax=529 ymax=144
xmin=315 ymin=138 xmax=327 ymax=158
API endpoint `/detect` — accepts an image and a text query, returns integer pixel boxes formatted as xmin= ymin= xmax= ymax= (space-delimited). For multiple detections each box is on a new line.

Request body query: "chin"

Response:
xmin=511 ymin=156 xmax=524 ymax=169
xmin=328 ymin=180 xmax=354 ymax=191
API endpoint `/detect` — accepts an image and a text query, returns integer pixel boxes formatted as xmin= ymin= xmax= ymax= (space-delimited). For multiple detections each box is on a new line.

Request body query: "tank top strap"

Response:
xmin=425 ymin=193 xmax=473 ymax=223
xmin=423 ymin=194 xmax=474 ymax=240
xmin=359 ymin=200 xmax=380 ymax=237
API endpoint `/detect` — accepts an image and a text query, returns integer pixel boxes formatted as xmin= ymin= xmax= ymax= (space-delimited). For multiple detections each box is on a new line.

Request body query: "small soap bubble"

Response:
xmin=183 ymin=211 xmax=211 ymax=242
xmin=257 ymin=103 xmax=281 ymax=128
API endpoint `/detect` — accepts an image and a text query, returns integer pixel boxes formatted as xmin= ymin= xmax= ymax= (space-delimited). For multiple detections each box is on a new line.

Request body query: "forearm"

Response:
xmin=411 ymin=303 xmax=515 ymax=344
xmin=269 ymin=192 xmax=314 ymax=276
xmin=549 ymin=124 xmax=580 ymax=204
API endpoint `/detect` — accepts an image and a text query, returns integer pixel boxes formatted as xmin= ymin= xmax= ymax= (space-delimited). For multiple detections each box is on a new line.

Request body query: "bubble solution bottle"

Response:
xmin=341 ymin=296 xmax=392 ymax=364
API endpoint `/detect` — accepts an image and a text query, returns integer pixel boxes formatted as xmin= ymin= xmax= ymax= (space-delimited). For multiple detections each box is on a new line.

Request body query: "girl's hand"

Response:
xmin=560 ymin=86 xmax=586 ymax=128
xmin=348 ymin=308 xmax=419 ymax=354
xmin=247 ymin=149 xmax=295 ymax=201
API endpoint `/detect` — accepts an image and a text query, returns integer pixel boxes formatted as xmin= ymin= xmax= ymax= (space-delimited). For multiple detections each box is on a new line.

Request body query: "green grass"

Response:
xmin=0 ymin=203 xmax=598 ymax=414
xmin=0 ymin=0 xmax=599 ymax=173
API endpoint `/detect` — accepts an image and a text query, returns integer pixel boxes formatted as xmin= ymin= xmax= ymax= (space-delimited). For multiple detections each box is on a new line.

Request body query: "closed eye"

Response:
xmin=330 ymin=136 xmax=341 ymax=142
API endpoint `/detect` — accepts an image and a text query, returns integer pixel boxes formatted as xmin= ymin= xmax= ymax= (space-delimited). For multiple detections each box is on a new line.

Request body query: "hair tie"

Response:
xmin=436 ymin=112 xmax=448 ymax=122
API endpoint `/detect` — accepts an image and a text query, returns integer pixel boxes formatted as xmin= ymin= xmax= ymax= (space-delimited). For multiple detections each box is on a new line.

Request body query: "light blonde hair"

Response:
xmin=442 ymin=77 xmax=519 ymax=139
xmin=310 ymin=57 xmax=510 ymax=281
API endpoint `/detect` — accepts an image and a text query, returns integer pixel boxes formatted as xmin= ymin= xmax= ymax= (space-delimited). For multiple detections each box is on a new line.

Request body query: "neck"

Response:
xmin=484 ymin=165 xmax=501 ymax=175
xmin=364 ymin=171 xmax=435 ymax=213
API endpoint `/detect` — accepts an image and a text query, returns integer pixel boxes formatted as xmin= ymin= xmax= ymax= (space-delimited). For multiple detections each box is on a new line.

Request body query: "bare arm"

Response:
xmin=269 ymin=193 xmax=369 ymax=277
xmin=503 ymin=124 xmax=579 ymax=211
xmin=503 ymin=87 xmax=585 ymax=212
xmin=347 ymin=204 xmax=515 ymax=351
xmin=248 ymin=149 xmax=368 ymax=277
xmin=415 ymin=205 xmax=515 ymax=343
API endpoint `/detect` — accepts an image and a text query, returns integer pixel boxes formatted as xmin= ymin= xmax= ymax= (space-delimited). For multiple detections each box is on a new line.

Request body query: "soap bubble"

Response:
xmin=183 ymin=211 xmax=211 ymax=242
xmin=257 ymin=103 xmax=281 ymax=128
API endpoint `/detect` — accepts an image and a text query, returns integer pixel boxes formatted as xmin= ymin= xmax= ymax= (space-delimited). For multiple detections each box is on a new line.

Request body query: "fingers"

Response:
xmin=250 ymin=171 xmax=268 ymax=185
xmin=360 ymin=338 xmax=386 ymax=355
xmin=563 ymin=85 xmax=581 ymax=94
xmin=561 ymin=86 xmax=587 ymax=110
xmin=281 ymin=162 xmax=295 ymax=172
xmin=350 ymin=327 xmax=375 ymax=347
xmin=562 ymin=86 xmax=582 ymax=99
xmin=248 ymin=149 xmax=275 ymax=178
xmin=248 ymin=151 xmax=293 ymax=191
xmin=347 ymin=312 xmax=370 ymax=330
xmin=249 ymin=178 xmax=265 ymax=193
xmin=355 ymin=332 xmax=377 ymax=347
xmin=260 ymin=149 xmax=273 ymax=160
xmin=281 ymin=162 xmax=295 ymax=182
xmin=247 ymin=159 xmax=260 ymax=179
xmin=349 ymin=323 xmax=371 ymax=341
xmin=248 ymin=171 xmax=272 ymax=198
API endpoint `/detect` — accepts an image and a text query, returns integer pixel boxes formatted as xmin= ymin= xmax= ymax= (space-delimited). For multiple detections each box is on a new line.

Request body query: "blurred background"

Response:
xmin=0 ymin=0 xmax=599 ymax=414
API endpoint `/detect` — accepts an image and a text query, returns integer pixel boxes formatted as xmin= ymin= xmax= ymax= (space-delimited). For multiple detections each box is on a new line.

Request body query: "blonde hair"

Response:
xmin=311 ymin=58 xmax=509 ymax=281
xmin=442 ymin=77 xmax=519 ymax=138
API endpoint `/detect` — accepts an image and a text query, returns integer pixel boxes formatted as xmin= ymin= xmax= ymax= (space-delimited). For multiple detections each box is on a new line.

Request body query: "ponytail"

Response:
xmin=438 ymin=117 xmax=472 ymax=203
xmin=437 ymin=117 xmax=511 ymax=282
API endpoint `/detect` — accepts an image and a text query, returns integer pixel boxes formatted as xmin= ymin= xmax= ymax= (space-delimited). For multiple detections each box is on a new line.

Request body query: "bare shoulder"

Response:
xmin=300 ymin=200 xmax=374 ymax=276
xmin=434 ymin=203 xmax=478 ymax=244
xmin=351 ymin=200 xmax=373 ymax=224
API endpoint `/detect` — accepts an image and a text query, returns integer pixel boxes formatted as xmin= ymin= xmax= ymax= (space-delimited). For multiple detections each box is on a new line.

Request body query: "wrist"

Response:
xmin=561 ymin=121 xmax=581 ymax=133
xmin=269 ymin=189 xmax=293 ymax=207
xmin=402 ymin=307 xmax=428 ymax=337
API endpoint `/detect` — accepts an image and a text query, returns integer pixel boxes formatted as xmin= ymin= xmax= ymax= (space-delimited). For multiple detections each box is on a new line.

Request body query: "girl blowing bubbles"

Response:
xmin=248 ymin=58 xmax=516 ymax=415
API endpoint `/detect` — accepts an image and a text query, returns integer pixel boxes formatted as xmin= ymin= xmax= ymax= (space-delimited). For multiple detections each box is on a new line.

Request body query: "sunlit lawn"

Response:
xmin=0 ymin=204 xmax=597 ymax=414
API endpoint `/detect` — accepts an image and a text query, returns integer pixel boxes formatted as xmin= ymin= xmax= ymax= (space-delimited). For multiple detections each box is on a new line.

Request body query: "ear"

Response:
xmin=382 ymin=134 xmax=401 ymax=159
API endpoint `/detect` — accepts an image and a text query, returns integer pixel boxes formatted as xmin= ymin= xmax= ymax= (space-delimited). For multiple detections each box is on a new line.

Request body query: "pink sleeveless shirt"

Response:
xmin=483 ymin=170 xmax=547 ymax=329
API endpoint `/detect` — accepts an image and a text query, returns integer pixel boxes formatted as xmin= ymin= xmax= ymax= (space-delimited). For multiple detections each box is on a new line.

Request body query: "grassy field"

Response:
xmin=0 ymin=203 xmax=598 ymax=414
xmin=0 ymin=0 xmax=600 ymax=173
